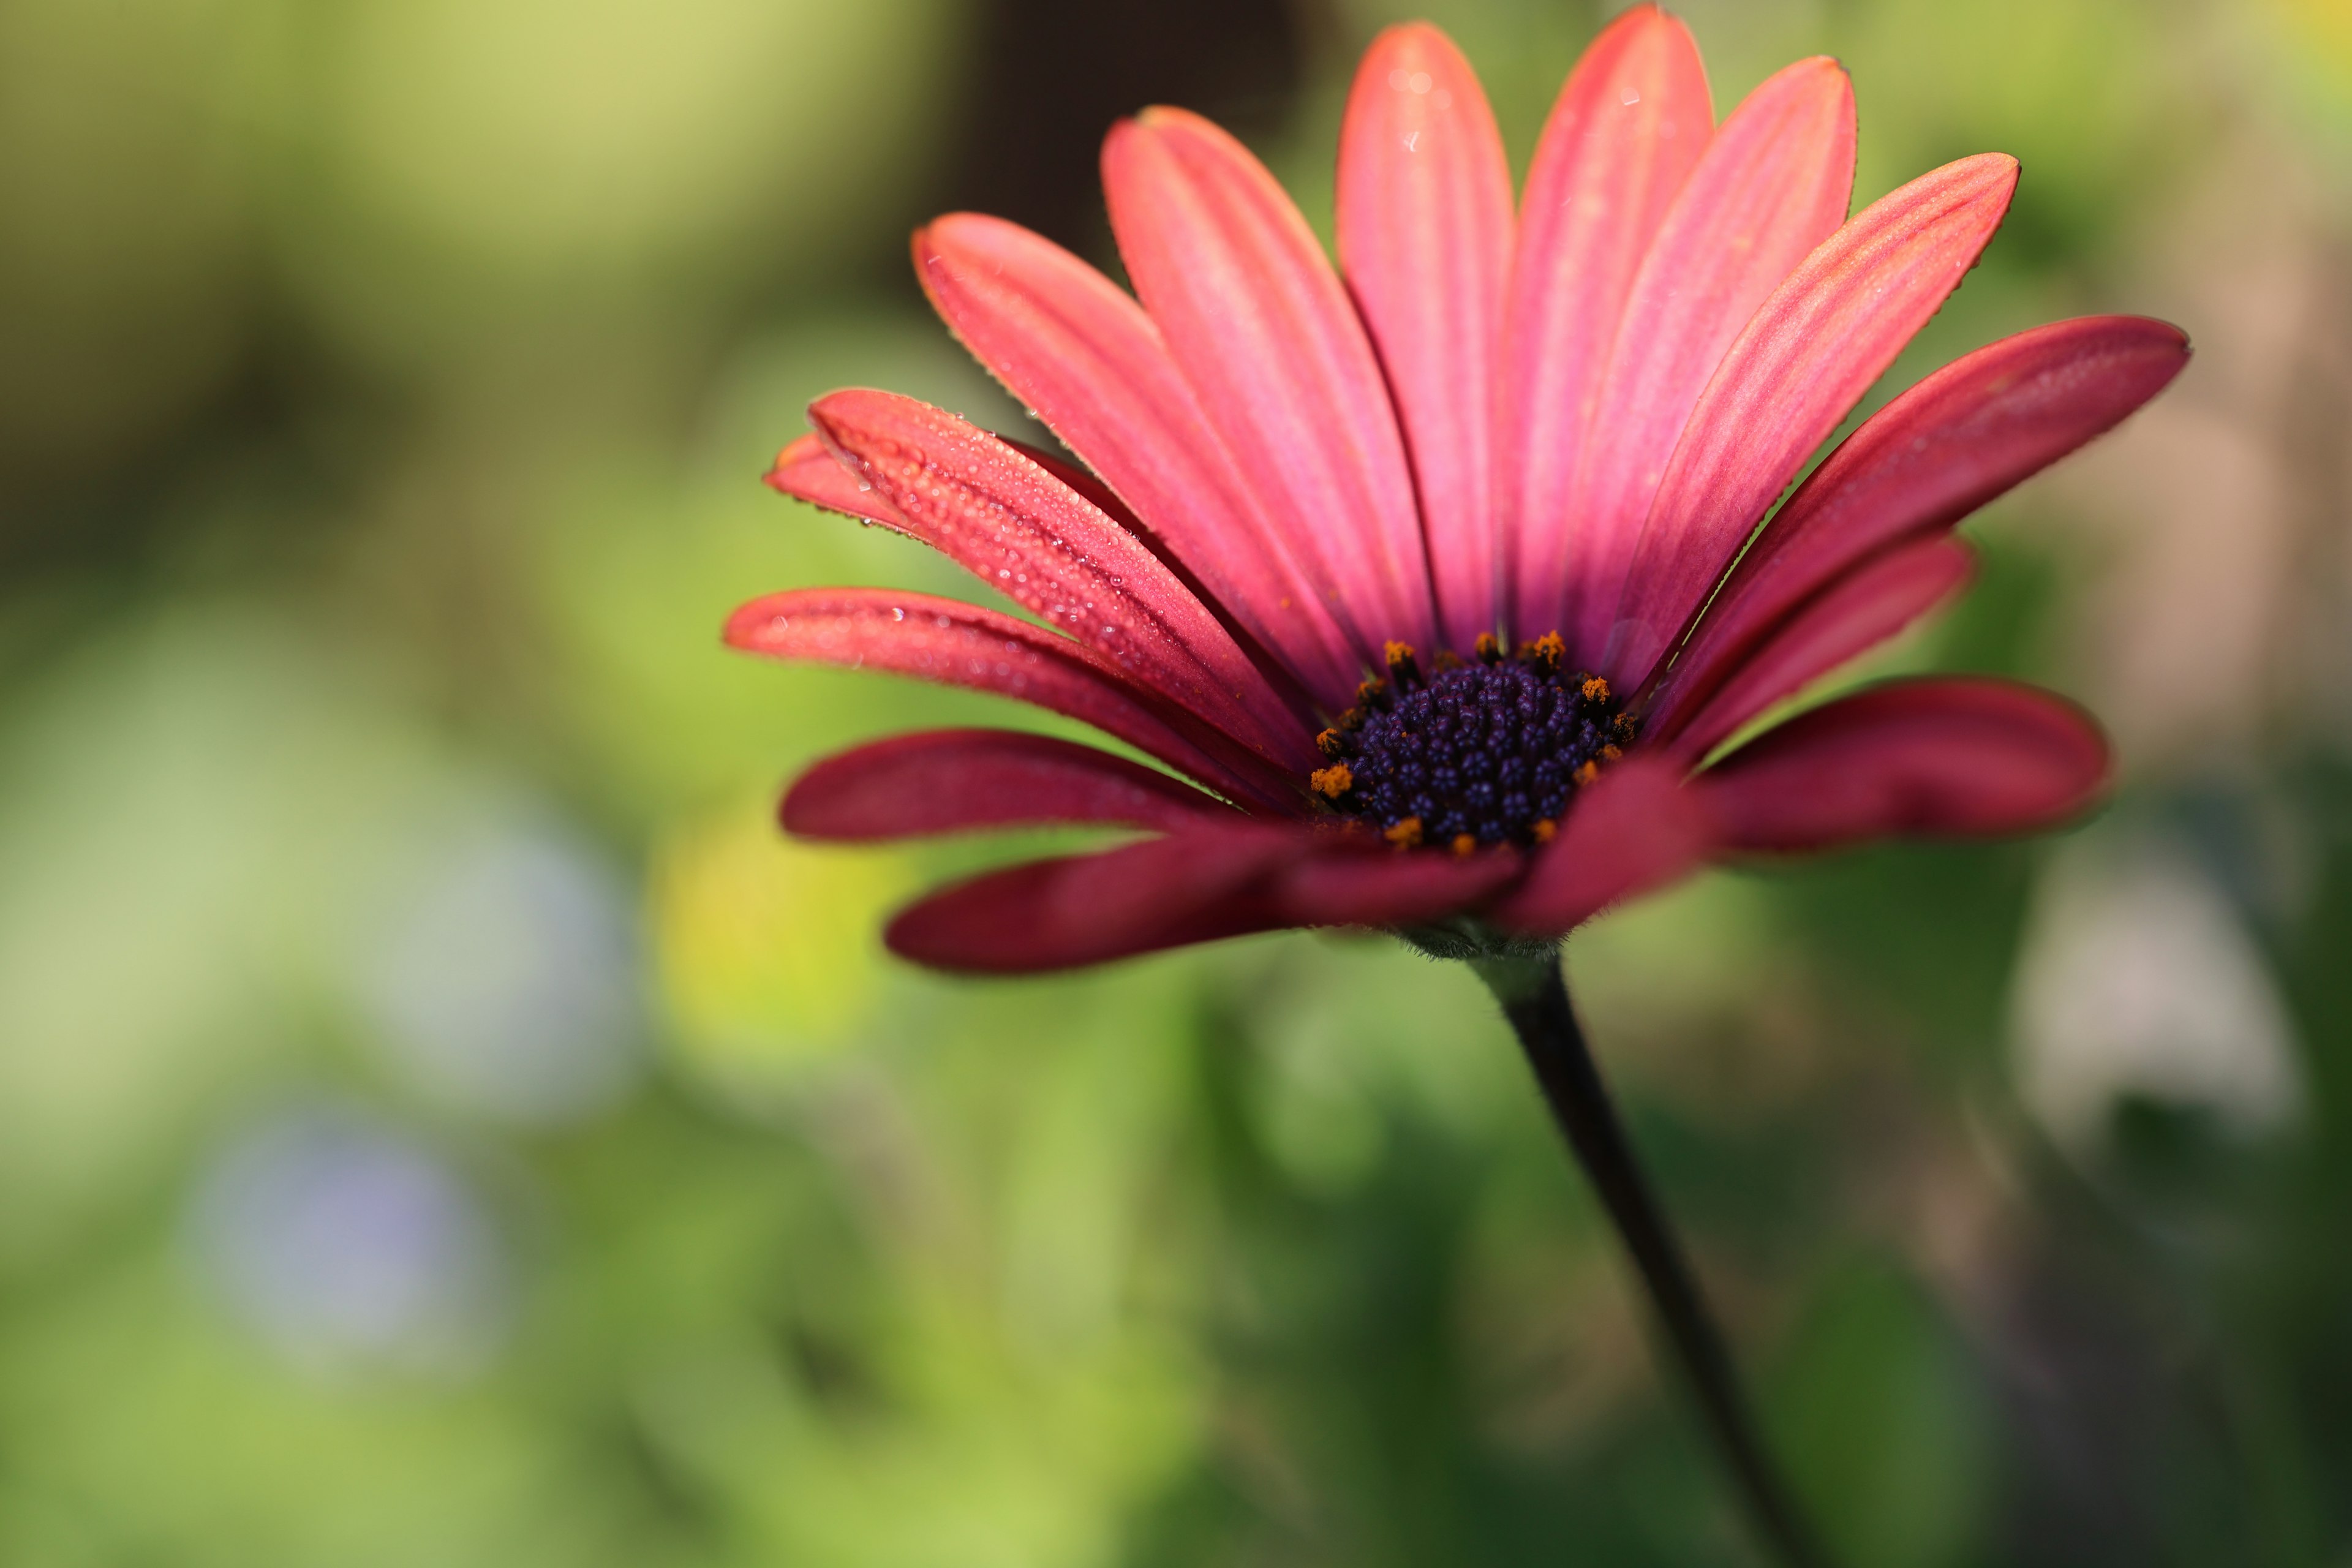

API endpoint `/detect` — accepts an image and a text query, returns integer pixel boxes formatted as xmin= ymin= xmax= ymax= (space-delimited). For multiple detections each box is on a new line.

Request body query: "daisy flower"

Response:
xmin=723 ymin=11 xmax=2185 ymax=1559
xmin=731 ymin=9 xmax=2183 ymax=974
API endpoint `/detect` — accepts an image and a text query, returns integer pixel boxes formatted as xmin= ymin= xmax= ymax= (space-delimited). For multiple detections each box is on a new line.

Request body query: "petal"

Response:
xmin=1491 ymin=756 xmax=1717 ymax=936
xmin=1104 ymin=107 xmax=1438 ymax=658
xmin=1646 ymin=315 xmax=2190 ymax=720
xmin=884 ymin=824 xmax=1304 ymax=973
xmin=809 ymin=389 xmax=1314 ymax=770
xmin=1608 ymin=153 xmax=2022 ymax=684
xmin=766 ymin=431 xmax=903 ymax=528
xmin=914 ymin=213 xmax=1364 ymax=704
xmin=1536 ymin=55 xmax=1856 ymax=660
xmin=1268 ymin=839 xmax=1523 ymax=927
xmin=1337 ymin=24 xmax=1515 ymax=654
xmin=1654 ymin=536 xmax=1974 ymax=764
xmin=1698 ymin=676 xmax=2110 ymax=852
xmin=723 ymin=587 xmax=1295 ymax=809
xmin=783 ymin=728 xmax=1244 ymax=842
xmin=1501 ymin=5 xmax=1712 ymax=648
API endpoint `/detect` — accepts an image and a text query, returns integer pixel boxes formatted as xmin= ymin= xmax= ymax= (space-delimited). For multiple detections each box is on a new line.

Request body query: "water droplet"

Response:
xmin=1621 ymin=88 xmax=1642 ymax=106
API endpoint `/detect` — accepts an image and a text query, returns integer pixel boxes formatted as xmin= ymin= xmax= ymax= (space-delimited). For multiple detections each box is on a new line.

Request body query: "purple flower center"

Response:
xmin=1310 ymin=639 xmax=1630 ymax=852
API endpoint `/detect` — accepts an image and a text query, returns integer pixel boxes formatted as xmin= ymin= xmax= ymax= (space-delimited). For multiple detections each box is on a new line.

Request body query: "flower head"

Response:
xmin=727 ymin=6 xmax=2187 ymax=973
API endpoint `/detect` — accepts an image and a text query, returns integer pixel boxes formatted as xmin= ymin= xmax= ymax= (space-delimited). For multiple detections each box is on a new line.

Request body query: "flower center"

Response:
xmin=1307 ymin=634 xmax=1632 ymax=853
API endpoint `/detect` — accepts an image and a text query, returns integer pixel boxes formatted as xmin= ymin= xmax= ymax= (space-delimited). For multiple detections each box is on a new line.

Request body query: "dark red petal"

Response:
xmin=1698 ymin=677 xmax=2111 ymax=852
xmin=1501 ymin=5 xmax=1713 ymax=649
xmin=1654 ymin=536 xmax=1974 ymax=763
xmin=1268 ymin=839 xmax=1523 ymax=928
xmin=807 ymin=390 xmax=1313 ymax=770
xmin=1104 ymin=107 xmax=1438 ymax=658
xmin=1542 ymin=55 xmax=1856 ymax=661
xmin=884 ymin=825 xmax=1305 ymax=973
xmin=914 ymin=214 xmax=1365 ymax=704
xmin=1650 ymin=315 xmax=2190 ymax=722
xmin=1338 ymin=23 xmax=1514 ymax=654
xmin=1609 ymin=153 xmax=2021 ymax=684
xmin=783 ymin=728 xmax=1245 ymax=842
xmin=765 ymin=431 xmax=904 ymax=527
xmin=1491 ymin=757 xmax=1717 ymax=937
xmin=723 ymin=588 xmax=1295 ymax=809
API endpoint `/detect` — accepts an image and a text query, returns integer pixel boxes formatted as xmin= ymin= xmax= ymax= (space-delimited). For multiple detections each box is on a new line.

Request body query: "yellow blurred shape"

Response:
xmin=651 ymin=796 xmax=908 ymax=1089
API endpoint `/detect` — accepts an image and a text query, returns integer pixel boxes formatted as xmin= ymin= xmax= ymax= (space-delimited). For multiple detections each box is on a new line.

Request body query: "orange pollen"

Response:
xmin=1473 ymin=631 xmax=1503 ymax=663
xmin=1310 ymin=763 xmax=1354 ymax=799
xmin=1529 ymin=631 xmax=1567 ymax=670
xmin=1581 ymin=676 xmax=1611 ymax=702
xmin=1382 ymin=640 xmax=1415 ymax=668
xmin=1315 ymin=728 xmax=1346 ymax=758
xmin=1384 ymin=816 xmax=1424 ymax=848
xmin=1599 ymin=744 xmax=1623 ymax=763
xmin=1450 ymin=833 xmax=1477 ymax=858
xmin=1532 ymin=818 xmax=1559 ymax=845
xmin=1574 ymin=760 xmax=1600 ymax=786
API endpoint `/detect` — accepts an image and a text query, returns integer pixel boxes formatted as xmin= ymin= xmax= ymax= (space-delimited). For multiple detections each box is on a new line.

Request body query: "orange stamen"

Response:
xmin=1311 ymin=763 xmax=1354 ymax=799
xmin=1384 ymin=816 xmax=1423 ymax=849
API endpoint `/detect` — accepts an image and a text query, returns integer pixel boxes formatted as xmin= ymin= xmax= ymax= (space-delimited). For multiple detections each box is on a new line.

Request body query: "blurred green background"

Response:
xmin=1 ymin=0 xmax=2348 ymax=1562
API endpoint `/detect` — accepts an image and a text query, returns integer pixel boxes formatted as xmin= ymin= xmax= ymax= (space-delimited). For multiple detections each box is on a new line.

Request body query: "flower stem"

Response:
xmin=1474 ymin=952 xmax=1830 ymax=1568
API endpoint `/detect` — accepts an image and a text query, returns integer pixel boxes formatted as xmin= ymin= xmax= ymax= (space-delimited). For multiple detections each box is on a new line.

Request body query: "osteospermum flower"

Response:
xmin=726 ymin=7 xmax=2187 ymax=975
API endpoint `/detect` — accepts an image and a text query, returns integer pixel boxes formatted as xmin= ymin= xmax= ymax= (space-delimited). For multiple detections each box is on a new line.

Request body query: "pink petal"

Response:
xmin=885 ymin=824 xmax=1305 ymax=973
xmin=1643 ymin=315 xmax=2190 ymax=720
xmin=809 ymin=390 xmax=1314 ymax=771
xmin=1608 ymin=153 xmax=2022 ymax=685
xmin=1104 ymin=107 xmax=1438 ymax=659
xmin=1491 ymin=756 xmax=1717 ymax=936
xmin=723 ymin=587 xmax=1296 ymax=810
xmin=1698 ymin=676 xmax=2110 ymax=852
xmin=1654 ymin=536 xmax=1974 ymax=764
xmin=1268 ymin=839 xmax=1523 ymax=927
xmin=1337 ymin=23 xmax=1515 ymax=654
xmin=1538 ymin=55 xmax=1856 ymax=660
xmin=1500 ymin=5 xmax=1712 ymax=650
xmin=783 ymin=728 xmax=1244 ymax=842
xmin=766 ymin=431 xmax=904 ymax=528
xmin=914 ymin=214 xmax=1364 ymax=704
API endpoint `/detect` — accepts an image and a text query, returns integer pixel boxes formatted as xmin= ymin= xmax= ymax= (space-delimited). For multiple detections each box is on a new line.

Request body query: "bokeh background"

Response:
xmin=2 ymin=0 xmax=2348 ymax=1562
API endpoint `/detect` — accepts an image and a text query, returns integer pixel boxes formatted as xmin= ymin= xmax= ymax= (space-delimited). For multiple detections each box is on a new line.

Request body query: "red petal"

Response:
xmin=1500 ymin=6 xmax=1712 ymax=650
xmin=765 ymin=431 xmax=903 ymax=528
xmin=1654 ymin=536 xmax=1974 ymax=763
xmin=1536 ymin=55 xmax=1856 ymax=660
xmin=1338 ymin=24 xmax=1514 ymax=654
xmin=914 ymin=214 xmax=1364 ymax=705
xmin=1104 ymin=107 xmax=1438 ymax=658
xmin=1648 ymin=315 xmax=2190 ymax=722
xmin=1609 ymin=153 xmax=2021 ymax=685
xmin=885 ymin=825 xmax=1304 ymax=973
xmin=1491 ymin=756 xmax=1717 ymax=937
xmin=808 ymin=390 xmax=1313 ymax=771
xmin=1268 ymin=839 xmax=1523 ymax=927
xmin=723 ymin=588 xmax=1295 ymax=809
xmin=783 ymin=728 xmax=1243 ymax=842
xmin=1698 ymin=677 xmax=2110 ymax=852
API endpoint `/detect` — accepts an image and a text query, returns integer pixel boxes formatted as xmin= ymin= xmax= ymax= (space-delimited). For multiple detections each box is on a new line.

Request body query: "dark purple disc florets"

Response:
xmin=1310 ymin=637 xmax=1634 ymax=852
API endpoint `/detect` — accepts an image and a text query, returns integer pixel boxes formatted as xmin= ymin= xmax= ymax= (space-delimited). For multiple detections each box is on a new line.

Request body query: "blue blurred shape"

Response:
xmin=187 ymin=1103 xmax=510 ymax=1377
xmin=358 ymin=813 xmax=644 ymax=1125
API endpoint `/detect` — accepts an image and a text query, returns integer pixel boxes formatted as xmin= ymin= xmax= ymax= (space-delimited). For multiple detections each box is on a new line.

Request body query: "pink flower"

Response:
xmin=727 ymin=6 xmax=2186 ymax=973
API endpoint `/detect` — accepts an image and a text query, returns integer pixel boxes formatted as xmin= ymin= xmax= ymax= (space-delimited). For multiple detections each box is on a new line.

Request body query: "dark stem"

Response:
xmin=1475 ymin=952 xmax=1831 ymax=1568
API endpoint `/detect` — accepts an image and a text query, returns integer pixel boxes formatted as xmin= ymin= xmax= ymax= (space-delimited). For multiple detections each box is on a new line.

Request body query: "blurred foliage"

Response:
xmin=1 ymin=0 xmax=2348 ymax=1564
